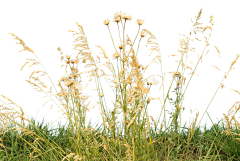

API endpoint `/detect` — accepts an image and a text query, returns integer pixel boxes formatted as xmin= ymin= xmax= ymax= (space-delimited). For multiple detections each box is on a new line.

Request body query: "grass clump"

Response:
xmin=1 ymin=8 xmax=240 ymax=160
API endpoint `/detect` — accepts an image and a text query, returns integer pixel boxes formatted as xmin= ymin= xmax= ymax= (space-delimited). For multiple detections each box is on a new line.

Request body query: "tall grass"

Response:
xmin=1 ymin=8 xmax=240 ymax=160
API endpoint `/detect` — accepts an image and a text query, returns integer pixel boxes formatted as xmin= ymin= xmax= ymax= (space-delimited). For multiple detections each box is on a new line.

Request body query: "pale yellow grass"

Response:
xmin=1 ymin=9 xmax=240 ymax=160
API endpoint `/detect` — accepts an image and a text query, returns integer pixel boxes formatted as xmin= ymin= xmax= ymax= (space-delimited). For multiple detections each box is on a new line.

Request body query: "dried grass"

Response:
xmin=1 ymin=8 xmax=240 ymax=160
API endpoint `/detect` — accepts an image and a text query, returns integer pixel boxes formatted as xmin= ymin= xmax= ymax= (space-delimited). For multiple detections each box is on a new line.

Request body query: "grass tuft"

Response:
xmin=1 ymin=9 xmax=240 ymax=160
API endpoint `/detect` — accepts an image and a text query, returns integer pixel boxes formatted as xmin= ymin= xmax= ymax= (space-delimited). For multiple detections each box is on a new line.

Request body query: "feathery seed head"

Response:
xmin=66 ymin=55 xmax=71 ymax=59
xmin=70 ymin=68 xmax=80 ymax=78
xmin=132 ymin=83 xmax=139 ymax=90
xmin=121 ymin=13 xmax=132 ymax=21
xmin=116 ymin=40 xmax=123 ymax=50
xmin=103 ymin=19 xmax=110 ymax=26
xmin=147 ymin=76 xmax=159 ymax=86
xmin=112 ymin=10 xmax=122 ymax=23
xmin=137 ymin=19 xmax=144 ymax=25
xmin=140 ymin=31 xmax=146 ymax=37
xmin=74 ymin=81 xmax=83 ymax=91
xmin=114 ymin=16 xmax=121 ymax=23
xmin=112 ymin=10 xmax=134 ymax=23
xmin=113 ymin=52 xmax=120 ymax=58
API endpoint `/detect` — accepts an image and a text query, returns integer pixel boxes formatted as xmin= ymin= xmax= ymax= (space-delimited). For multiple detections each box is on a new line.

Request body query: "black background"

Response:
xmin=0 ymin=1 xmax=240 ymax=134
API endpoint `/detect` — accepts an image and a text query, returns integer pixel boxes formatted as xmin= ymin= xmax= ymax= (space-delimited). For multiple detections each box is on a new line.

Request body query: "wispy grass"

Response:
xmin=1 ymin=8 xmax=240 ymax=160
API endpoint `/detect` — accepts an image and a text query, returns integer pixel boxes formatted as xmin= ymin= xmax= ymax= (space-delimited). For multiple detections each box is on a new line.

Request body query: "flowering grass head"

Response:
xmin=1 ymin=8 xmax=240 ymax=160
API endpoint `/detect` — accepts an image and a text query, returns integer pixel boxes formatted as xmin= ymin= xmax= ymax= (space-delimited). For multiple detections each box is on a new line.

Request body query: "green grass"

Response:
xmin=1 ymin=8 xmax=240 ymax=160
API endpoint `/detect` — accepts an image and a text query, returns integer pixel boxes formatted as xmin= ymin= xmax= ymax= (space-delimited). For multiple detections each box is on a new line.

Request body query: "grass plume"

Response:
xmin=1 ymin=8 xmax=240 ymax=160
